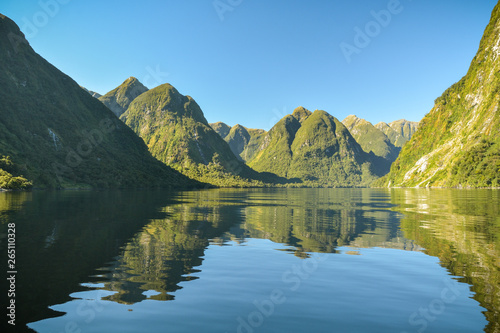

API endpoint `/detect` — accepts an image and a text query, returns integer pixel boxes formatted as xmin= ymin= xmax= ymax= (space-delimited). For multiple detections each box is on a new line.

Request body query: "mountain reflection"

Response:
xmin=391 ymin=189 xmax=500 ymax=333
xmin=98 ymin=196 xmax=244 ymax=304
xmin=0 ymin=190 xmax=180 ymax=331
xmin=96 ymin=189 xmax=420 ymax=303
xmin=2 ymin=189 xmax=498 ymax=332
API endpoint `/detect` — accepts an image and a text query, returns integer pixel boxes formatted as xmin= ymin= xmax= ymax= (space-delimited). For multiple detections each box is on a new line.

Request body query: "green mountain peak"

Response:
xmin=292 ymin=106 xmax=313 ymax=123
xmin=99 ymin=76 xmax=148 ymax=117
xmin=248 ymin=107 xmax=380 ymax=186
xmin=210 ymin=122 xmax=231 ymax=139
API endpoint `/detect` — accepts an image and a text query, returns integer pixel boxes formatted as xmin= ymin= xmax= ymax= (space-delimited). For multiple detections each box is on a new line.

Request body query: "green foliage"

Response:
xmin=449 ymin=139 xmax=500 ymax=187
xmin=0 ymin=169 xmax=32 ymax=190
xmin=121 ymin=83 xmax=286 ymax=187
xmin=383 ymin=2 xmax=500 ymax=188
xmin=0 ymin=155 xmax=32 ymax=189
xmin=249 ymin=108 xmax=381 ymax=187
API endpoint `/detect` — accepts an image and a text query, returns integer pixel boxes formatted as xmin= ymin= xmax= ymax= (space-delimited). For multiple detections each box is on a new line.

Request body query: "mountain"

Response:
xmin=238 ymin=127 xmax=266 ymax=162
xmin=120 ymin=83 xmax=278 ymax=186
xmin=248 ymin=107 xmax=379 ymax=186
xmin=374 ymin=120 xmax=419 ymax=147
xmin=0 ymin=14 xmax=198 ymax=189
xmin=81 ymin=86 xmax=102 ymax=98
xmin=210 ymin=121 xmax=231 ymax=139
xmin=210 ymin=122 xmax=267 ymax=162
xmin=99 ymin=77 xmax=148 ymax=117
xmin=223 ymin=124 xmax=249 ymax=161
xmin=382 ymin=3 xmax=500 ymax=187
xmin=342 ymin=115 xmax=399 ymax=167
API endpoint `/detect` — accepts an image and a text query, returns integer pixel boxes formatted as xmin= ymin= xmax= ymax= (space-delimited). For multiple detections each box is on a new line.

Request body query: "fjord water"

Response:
xmin=0 ymin=189 xmax=498 ymax=333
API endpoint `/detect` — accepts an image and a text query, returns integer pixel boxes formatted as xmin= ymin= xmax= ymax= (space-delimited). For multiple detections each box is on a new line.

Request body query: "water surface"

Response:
xmin=0 ymin=189 xmax=498 ymax=332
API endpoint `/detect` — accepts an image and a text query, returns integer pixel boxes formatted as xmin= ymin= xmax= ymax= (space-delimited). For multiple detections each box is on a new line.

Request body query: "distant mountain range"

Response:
xmin=0 ymin=14 xmax=199 ymax=189
xmin=96 ymin=74 xmax=420 ymax=187
xmin=209 ymin=122 xmax=266 ymax=162
xmin=81 ymin=86 xmax=102 ymax=99
xmin=381 ymin=1 xmax=500 ymax=187
xmin=375 ymin=120 xmax=419 ymax=148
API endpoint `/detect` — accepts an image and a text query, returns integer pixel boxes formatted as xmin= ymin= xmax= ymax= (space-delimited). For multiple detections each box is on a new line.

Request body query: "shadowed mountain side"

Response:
xmin=209 ymin=121 xmax=231 ymax=139
xmin=342 ymin=115 xmax=400 ymax=174
xmin=0 ymin=14 xmax=197 ymax=189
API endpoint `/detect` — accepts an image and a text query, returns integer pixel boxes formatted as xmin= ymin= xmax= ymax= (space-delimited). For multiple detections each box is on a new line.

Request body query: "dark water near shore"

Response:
xmin=0 ymin=188 xmax=498 ymax=332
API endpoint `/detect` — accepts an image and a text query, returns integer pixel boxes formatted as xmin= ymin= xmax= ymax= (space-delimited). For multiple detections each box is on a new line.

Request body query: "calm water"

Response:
xmin=0 ymin=189 xmax=498 ymax=333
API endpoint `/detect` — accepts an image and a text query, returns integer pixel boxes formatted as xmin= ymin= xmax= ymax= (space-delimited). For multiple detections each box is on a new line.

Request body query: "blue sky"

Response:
xmin=2 ymin=0 xmax=497 ymax=130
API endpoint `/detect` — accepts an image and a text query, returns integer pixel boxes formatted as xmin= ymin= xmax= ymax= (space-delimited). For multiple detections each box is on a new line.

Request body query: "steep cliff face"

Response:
xmin=384 ymin=3 xmax=500 ymax=187
xmin=0 ymin=14 xmax=196 ymax=189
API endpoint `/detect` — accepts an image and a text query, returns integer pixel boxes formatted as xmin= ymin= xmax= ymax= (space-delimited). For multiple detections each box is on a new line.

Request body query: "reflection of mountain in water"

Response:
xmin=392 ymin=189 xmax=500 ymax=333
xmin=97 ymin=189 xmax=420 ymax=304
xmin=0 ymin=190 xmax=180 ymax=331
xmin=98 ymin=192 xmax=244 ymax=304
xmin=241 ymin=189 xmax=419 ymax=255
xmin=6 ymin=188 xmax=496 ymax=331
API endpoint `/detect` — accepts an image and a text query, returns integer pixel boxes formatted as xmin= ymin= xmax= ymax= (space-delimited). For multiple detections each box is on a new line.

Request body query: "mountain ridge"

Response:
xmin=248 ymin=107 xmax=380 ymax=186
xmin=381 ymin=2 xmax=500 ymax=187
xmin=0 ymin=14 xmax=199 ymax=189
xmin=99 ymin=77 xmax=149 ymax=117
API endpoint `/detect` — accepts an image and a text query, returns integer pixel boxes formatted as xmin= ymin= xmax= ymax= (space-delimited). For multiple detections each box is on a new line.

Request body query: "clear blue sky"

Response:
xmin=2 ymin=0 xmax=497 ymax=130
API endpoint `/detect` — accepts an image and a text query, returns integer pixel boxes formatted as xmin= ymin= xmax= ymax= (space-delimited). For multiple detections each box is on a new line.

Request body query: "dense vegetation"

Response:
xmin=0 ymin=155 xmax=32 ymax=189
xmin=449 ymin=138 xmax=500 ymax=187
xmin=0 ymin=14 xmax=198 ymax=189
xmin=383 ymin=2 xmax=500 ymax=188
xmin=120 ymin=83 xmax=285 ymax=187
xmin=247 ymin=107 xmax=382 ymax=187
